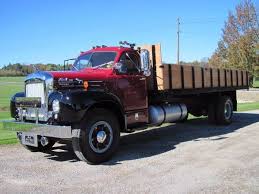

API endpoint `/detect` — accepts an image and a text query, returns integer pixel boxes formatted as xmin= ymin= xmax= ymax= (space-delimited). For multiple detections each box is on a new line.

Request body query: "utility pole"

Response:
xmin=177 ymin=17 xmax=180 ymax=65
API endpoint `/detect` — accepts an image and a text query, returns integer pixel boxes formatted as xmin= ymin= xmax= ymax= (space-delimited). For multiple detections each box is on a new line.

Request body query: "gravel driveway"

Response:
xmin=0 ymin=110 xmax=259 ymax=194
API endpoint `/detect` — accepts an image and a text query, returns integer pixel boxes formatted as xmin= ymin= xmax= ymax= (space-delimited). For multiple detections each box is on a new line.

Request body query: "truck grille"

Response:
xmin=25 ymin=82 xmax=45 ymax=105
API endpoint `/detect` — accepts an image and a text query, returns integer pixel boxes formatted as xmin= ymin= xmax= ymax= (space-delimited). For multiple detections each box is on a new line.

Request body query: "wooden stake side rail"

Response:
xmin=156 ymin=64 xmax=249 ymax=92
xmin=140 ymin=44 xmax=249 ymax=93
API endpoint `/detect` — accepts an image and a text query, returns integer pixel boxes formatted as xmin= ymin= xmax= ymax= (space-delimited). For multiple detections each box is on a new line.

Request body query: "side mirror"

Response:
xmin=114 ymin=62 xmax=127 ymax=74
xmin=140 ymin=49 xmax=151 ymax=76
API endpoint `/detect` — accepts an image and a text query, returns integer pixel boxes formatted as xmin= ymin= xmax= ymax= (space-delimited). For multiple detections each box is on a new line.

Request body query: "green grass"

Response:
xmin=0 ymin=77 xmax=24 ymax=144
xmin=253 ymin=80 xmax=259 ymax=88
xmin=0 ymin=76 xmax=24 ymax=82
xmin=237 ymin=102 xmax=259 ymax=111
xmin=0 ymin=111 xmax=10 ymax=120
xmin=0 ymin=122 xmax=18 ymax=144
xmin=0 ymin=77 xmax=24 ymax=110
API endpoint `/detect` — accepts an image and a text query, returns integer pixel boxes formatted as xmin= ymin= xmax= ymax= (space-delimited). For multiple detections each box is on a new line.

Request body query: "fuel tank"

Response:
xmin=149 ymin=104 xmax=188 ymax=125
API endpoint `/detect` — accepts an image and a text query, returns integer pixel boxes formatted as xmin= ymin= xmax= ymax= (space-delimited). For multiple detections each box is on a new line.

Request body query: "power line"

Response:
xmin=177 ymin=17 xmax=180 ymax=65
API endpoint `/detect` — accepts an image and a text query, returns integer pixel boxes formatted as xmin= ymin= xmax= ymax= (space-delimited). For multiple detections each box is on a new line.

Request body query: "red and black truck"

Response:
xmin=9 ymin=42 xmax=249 ymax=164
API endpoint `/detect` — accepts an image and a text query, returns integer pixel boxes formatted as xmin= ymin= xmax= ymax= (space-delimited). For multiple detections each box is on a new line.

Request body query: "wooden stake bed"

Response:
xmin=141 ymin=44 xmax=249 ymax=94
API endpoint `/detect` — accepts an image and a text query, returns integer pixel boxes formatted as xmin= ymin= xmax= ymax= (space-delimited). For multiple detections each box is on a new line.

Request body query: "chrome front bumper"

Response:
xmin=3 ymin=120 xmax=72 ymax=139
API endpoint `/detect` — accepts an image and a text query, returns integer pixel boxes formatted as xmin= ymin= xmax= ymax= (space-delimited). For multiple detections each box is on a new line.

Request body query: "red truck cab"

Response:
xmin=51 ymin=46 xmax=149 ymax=125
xmin=10 ymin=43 xmax=153 ymax=164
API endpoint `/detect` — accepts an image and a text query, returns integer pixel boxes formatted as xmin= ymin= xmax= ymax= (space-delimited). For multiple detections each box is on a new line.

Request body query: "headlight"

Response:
xmin=52 ymin=99 xmax=60 ymax=113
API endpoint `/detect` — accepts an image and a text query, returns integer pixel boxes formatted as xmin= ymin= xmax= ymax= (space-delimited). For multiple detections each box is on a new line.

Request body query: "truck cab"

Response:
xmin=10 ymin=43 xmax=152 ymax=164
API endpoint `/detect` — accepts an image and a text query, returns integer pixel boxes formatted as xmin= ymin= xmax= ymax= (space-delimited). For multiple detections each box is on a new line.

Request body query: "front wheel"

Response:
xmin=72 ymin=108 xmax=120 ymax=164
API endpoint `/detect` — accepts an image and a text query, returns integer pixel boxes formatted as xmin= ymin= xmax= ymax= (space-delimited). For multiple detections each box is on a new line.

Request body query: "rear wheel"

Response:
xmin=72 ymin=108 xmax=120 ymax=164
xmin=215 ymin=96 xmax=233 ymax=125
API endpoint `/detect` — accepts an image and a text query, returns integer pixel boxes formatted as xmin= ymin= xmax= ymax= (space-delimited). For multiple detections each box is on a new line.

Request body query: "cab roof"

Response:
xmin=79 ymin=46 xmax=134 ymax=56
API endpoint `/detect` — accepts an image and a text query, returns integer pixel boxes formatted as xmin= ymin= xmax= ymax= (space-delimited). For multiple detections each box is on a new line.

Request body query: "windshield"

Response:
xmin=73 ymin=52 xmax=117 ymax=70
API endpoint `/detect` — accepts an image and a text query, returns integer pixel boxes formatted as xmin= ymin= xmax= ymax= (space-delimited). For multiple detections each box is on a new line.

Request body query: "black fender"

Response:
xmin=49 ymin=90 xmax=125 ymax=129
xmin=10 ymin=92 xmax=25 ymax=118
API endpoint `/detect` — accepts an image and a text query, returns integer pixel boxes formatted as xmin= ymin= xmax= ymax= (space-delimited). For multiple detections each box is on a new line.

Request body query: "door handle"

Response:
xmin=139 ymin=78 xmax=146 ymax=81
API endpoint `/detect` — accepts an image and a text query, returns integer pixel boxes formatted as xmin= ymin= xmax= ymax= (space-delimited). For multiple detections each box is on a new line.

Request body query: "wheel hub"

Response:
xmin=224 ymin=100 xmax=232 ymax=119
xmin=96 ymin=131 xmax=107 ymax=143
xmin=89 ymin=121 xmax=113 ymax=154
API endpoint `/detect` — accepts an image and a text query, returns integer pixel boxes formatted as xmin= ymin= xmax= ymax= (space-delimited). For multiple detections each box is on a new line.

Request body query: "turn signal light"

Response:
xmin=83 ymin=81 xmax=89 ymax=89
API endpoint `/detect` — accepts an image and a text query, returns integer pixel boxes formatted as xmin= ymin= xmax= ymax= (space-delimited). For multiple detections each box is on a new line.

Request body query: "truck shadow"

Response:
xmin=43 ymin=112 xmax=259 ymax=164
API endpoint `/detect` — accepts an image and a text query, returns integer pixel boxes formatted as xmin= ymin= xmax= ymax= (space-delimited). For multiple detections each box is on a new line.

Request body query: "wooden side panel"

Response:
xmin=212 ymin=68 xmax=219 ymax=87
xmin=171 ymin=65 xmax=182 ymax=89
xmin=243 ymin=70 xmax=247 ymax=86
xmin=237 ymin=70 xmax=242 ymax=86
xmin=226 ymin=69 xmax=231 ymax=87
xmin=232 ymin=70 xmax=237 ymax=86
xmin=183 ymin=66 xmax=193 ymax=89
xmin=162 ymin=64 xmax=170 ymax=90
xmin=153 ymin=44 xmax=164 ymax=90
xmin=194 ymin=66 xmax=202 ymax=88
xmin=219 ymin=69 xmax=226 ymax=87
xmin=204 ymin=68 xmax=211 ymax=88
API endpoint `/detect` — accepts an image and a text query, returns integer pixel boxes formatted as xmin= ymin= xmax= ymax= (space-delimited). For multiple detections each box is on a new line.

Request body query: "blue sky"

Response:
xmin=0 ymin=0 xmax=256 ymax=67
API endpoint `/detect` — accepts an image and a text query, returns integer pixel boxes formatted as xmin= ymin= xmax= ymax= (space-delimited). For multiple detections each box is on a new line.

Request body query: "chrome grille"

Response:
xmin=25 ymin=82 xmax=45 ymax=104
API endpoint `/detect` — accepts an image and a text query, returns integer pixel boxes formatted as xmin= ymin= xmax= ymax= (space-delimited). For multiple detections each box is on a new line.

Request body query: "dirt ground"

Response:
xmin=0 ymin=110 xmax=259 ymax=194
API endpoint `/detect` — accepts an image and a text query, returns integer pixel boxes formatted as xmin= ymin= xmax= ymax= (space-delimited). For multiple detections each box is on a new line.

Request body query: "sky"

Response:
xmin=0 ymin=0 xmax=257 ymax=67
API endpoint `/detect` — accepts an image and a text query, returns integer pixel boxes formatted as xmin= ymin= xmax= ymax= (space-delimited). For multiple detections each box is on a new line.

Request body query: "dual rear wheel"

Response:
xmin=208 ymin=96 xmax=233 ymax=125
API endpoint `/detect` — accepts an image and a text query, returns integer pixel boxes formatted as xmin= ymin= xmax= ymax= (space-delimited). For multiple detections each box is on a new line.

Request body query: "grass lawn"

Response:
xmin=0 ymin=77 xmax=24 ymax=110
xmin=0 ymin=121 xmax=18 ymax=145
xmin=253 ymin=80 xmax=259 ymax=88
xmin=0 ymin=77 xmax=24 ymax=145
xmin=237 ymin=102 xmax=259 ymax=111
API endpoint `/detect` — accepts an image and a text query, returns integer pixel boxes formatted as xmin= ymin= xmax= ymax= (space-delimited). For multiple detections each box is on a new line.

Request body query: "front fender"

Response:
xmin=49 ymin=90 xmax=124 ymax=124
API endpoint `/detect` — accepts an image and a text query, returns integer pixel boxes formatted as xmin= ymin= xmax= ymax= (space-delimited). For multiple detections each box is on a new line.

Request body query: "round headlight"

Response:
xmin=52 ymin=99 xmax=60 ymax=113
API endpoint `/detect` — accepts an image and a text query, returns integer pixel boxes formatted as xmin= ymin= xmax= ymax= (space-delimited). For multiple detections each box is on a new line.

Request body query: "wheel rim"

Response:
xmin=224 ymin=100 xmax=232 ymax=120
xmin=89 ymin=121 xmax=113 ymax=154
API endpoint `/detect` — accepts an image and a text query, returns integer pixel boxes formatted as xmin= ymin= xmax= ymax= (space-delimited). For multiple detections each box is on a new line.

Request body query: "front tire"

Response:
xmin=72 ymin=108 xmax=120 ymax=164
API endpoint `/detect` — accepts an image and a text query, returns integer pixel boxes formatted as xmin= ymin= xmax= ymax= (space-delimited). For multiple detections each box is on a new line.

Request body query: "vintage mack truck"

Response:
xmin=9 ymin=42 xmax=249 ymax=164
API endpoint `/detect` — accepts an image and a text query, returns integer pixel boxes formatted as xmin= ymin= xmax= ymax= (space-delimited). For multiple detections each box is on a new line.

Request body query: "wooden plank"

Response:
xmin=219 ymin=69 xmax=226 ymax=87
xmin=237 ymin=70 xmax=242 ymax=86
xmin=204 ymin=67 xmax=211 ymax=88
xmin=194 ymin=66 xmax=202 ymax=88
xmin=154 ymin=44 xmax=164 ymax=90
xmin=212 ymin=68 xmax=219 ymax=87
xmin=140 ymin=44 xmax=163 ymax=91
xmin=183 ymin=65 xmax=193 ymax=89
xmin=171 ymin=65 xmax=182 ymax=89
xmin=226 ymin=69 xmax=231 ymax=87
xmin=243 ymin=70 xmax=247 ymax=86
xmin=232 ymin=70 xmax=237 ymax=86
xmin=162 ymin=64 xmax=170 ymax=90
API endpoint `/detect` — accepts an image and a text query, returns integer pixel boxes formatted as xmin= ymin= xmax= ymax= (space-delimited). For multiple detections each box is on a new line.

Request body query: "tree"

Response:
xmin=209 ymin=0 xmax=259 ymax=83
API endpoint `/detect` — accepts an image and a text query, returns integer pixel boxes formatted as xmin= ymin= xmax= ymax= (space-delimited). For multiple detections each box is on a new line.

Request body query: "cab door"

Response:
xmin=115 ymin=51 xmax=148 ymax=125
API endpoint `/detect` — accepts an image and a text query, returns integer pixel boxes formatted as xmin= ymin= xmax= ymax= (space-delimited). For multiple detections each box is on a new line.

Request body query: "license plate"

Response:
xmin=21 ymin=133 xmax=38 ymax=147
